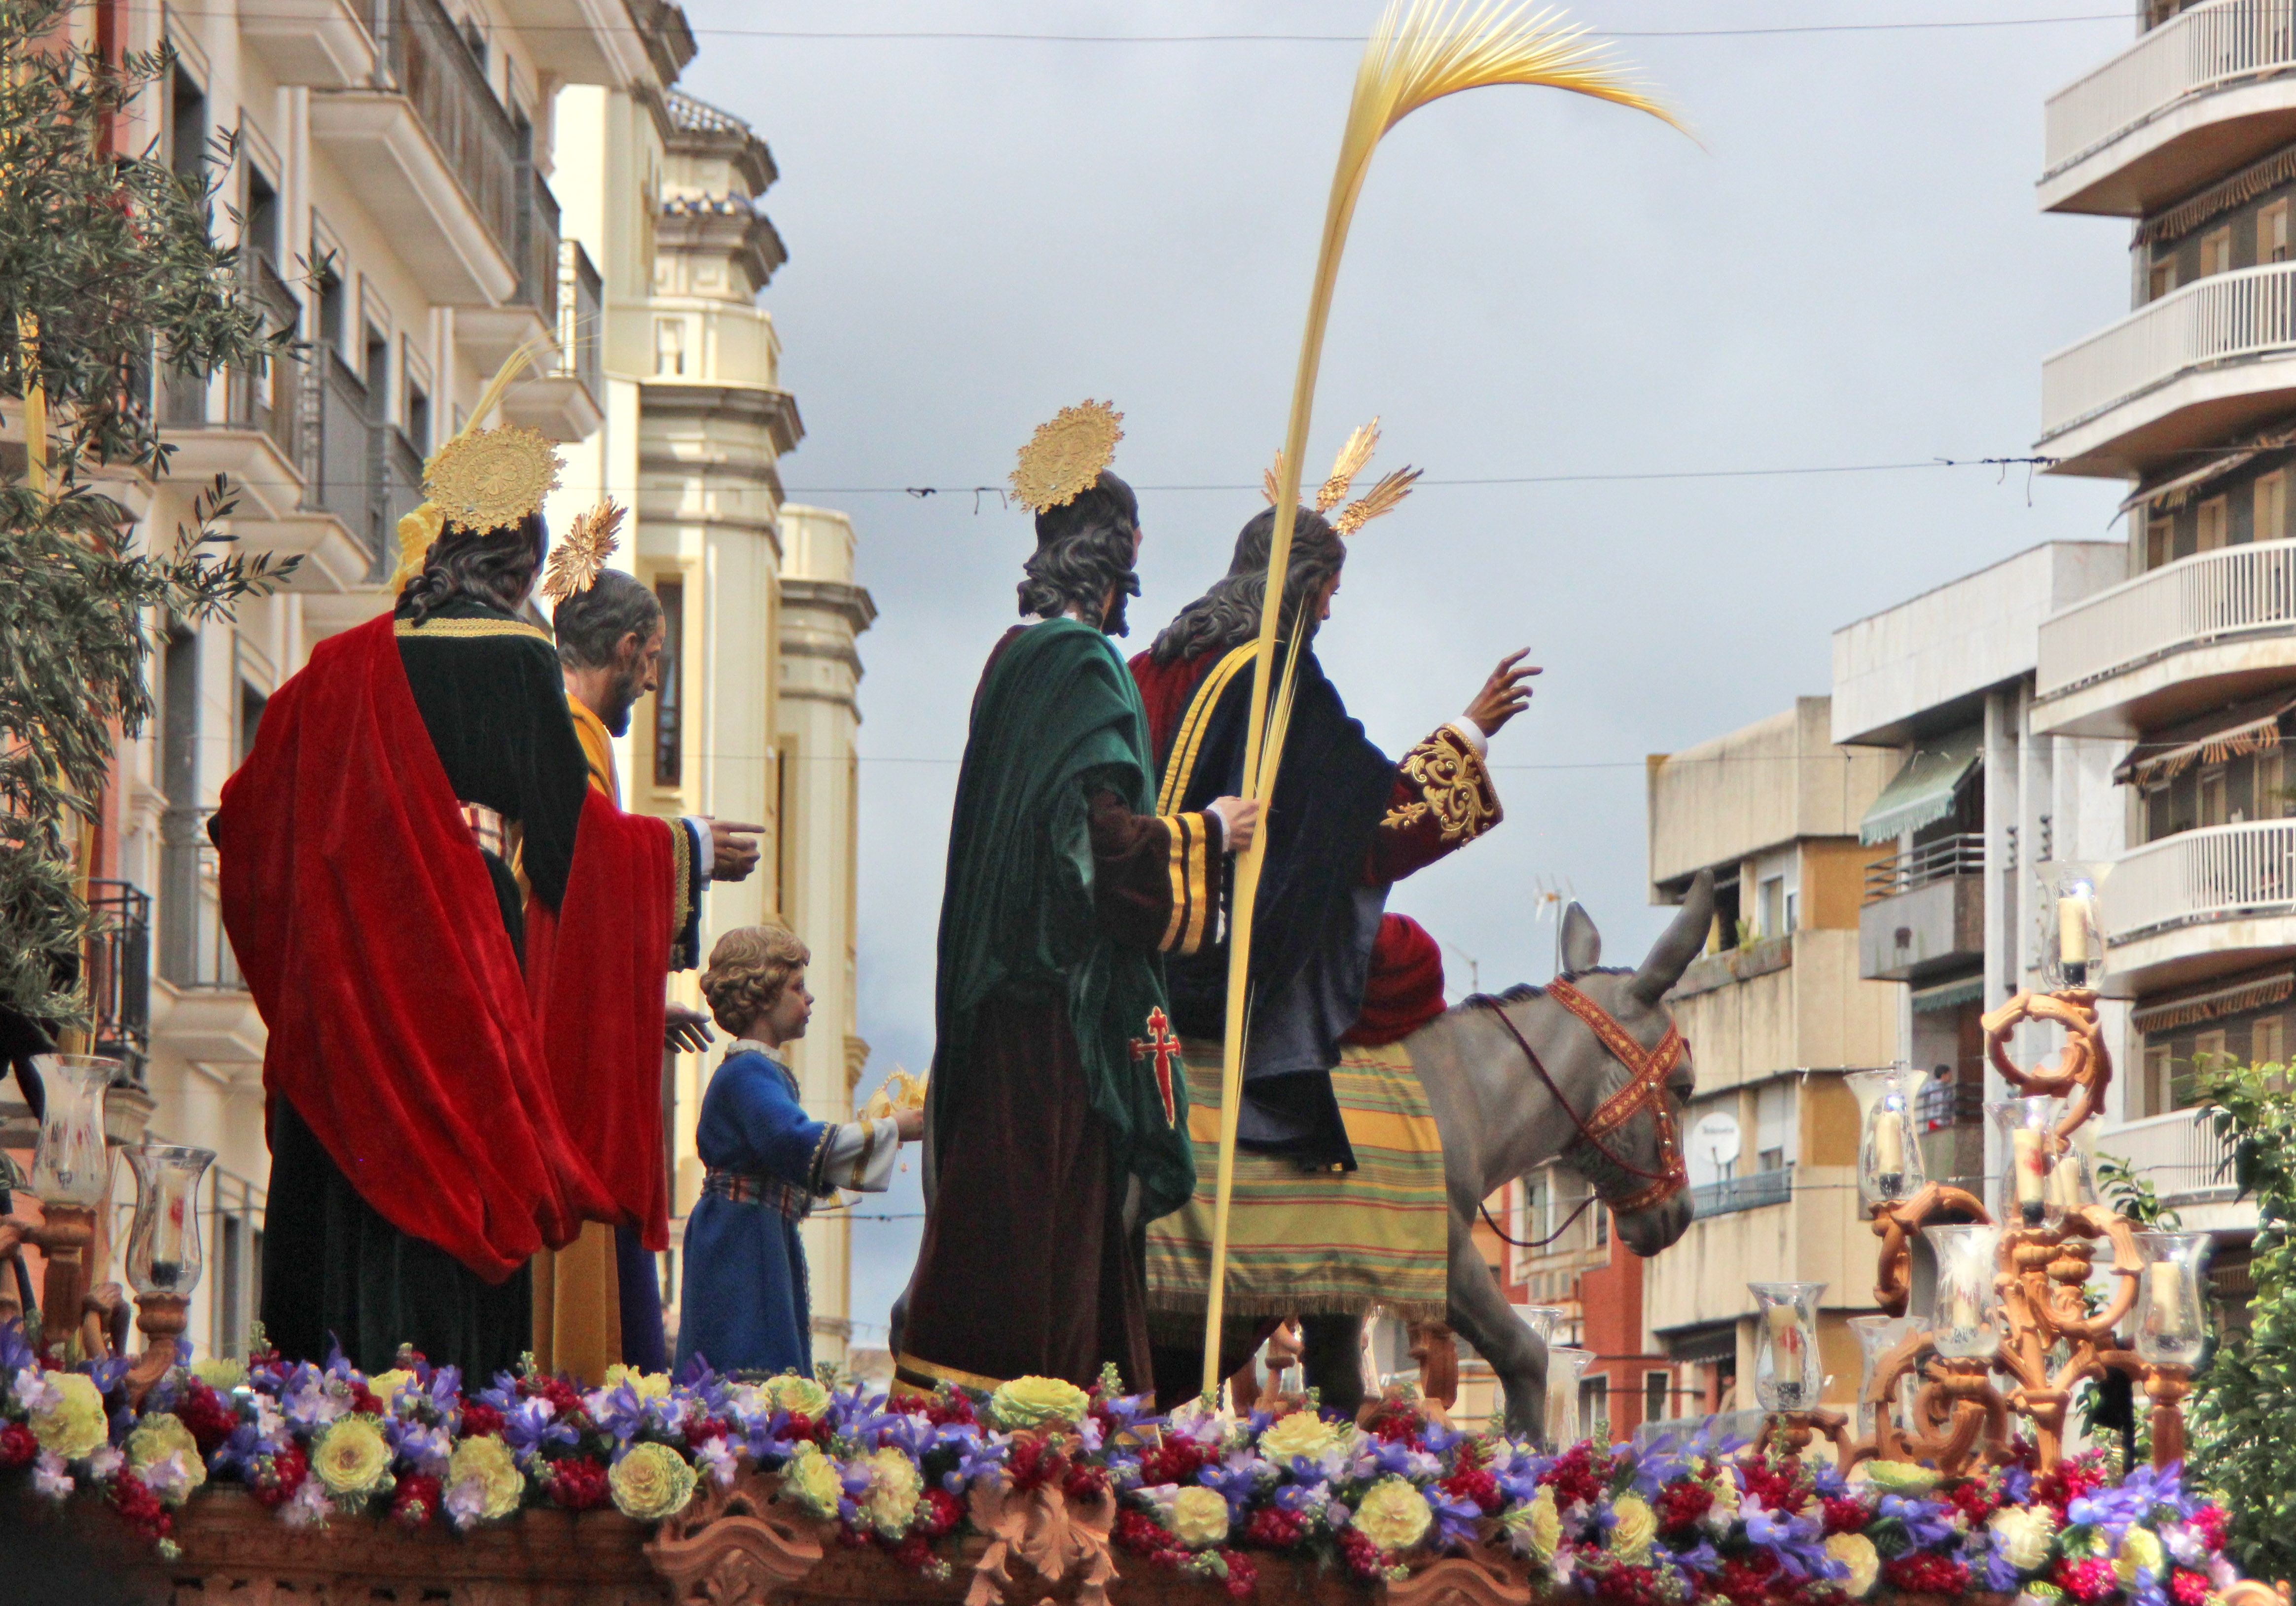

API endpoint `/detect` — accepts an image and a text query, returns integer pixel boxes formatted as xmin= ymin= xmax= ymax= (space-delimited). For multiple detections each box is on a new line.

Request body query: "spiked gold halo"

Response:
xmin=1262 ymin=417 xmax=1420 ymax=535
xmin=425 ymin=424 xmax=563 ymax=535
xmin=1011 ymin=399 xmax=1124 ymax=514
xmin=539 ymin=497 xmax=626 ymax=605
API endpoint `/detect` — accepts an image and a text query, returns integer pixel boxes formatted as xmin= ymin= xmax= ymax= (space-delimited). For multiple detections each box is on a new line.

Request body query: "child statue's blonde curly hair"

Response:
xmin=700 ymin=924 xmax=811 ymax=1034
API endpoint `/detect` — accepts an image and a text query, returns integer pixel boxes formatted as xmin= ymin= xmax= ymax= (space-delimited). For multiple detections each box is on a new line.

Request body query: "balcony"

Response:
xmin=84 ymin=881 xmax=151 ymax=1090
xmin=150 ymin=811 xmax=265 ymax=1070
xmin=1859 ymin=835 xmax=1986 ymax=982
xmin=2039 ymin=261 xmax=2296 ymax=479
xmin=1688 ymin=1165 xmax=1794 ymax=1220
xmin=157 ymin=261 xmax=305 ymax=518
xmin=457 ymin=167 xmax=564 ymax=373
xmin=2094 ymin=1110 xmax=2241 ymax=1209
xmin=239 ymin=0 xmax=377 ymax=88
xmin=500 ymin=240 xmax=605 ymax=443
xmin=2034 ymin=540 xmax=2296 ymax=735
xmin=2042 ymin=0 xmax=2296 ymax=216
xmin=309 ymin=0 xmax=521 ymax=306
xmin=2104 ymin=817 xmax=2296 ymax=987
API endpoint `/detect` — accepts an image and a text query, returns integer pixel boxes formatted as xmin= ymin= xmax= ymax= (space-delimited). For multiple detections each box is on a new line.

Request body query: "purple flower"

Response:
xmin=1431 ymin=1490 xmax=1484 ymax=1550
xmin=1983 ymin=1553 xmax=2026 ymax=1593
xmin=502 ymin=1396 xmax=578 ymax=1463
xmin=1674 ymin=1539 xmax=1721 ymax=1574
xmin=940 ymin=1432 xmax=1007 ymax=1494
xmin=1877 ymin=1494 xmax=1955 ymax=1549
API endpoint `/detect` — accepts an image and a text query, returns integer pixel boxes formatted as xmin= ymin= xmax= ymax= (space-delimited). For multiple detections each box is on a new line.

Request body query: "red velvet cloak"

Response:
xmin=214 ymin=615 xmax=672 ymax=1284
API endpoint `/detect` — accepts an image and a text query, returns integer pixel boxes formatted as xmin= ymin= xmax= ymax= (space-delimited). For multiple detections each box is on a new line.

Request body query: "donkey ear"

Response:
xmin=1632 ymin=869 xmax=1715 ymax=1004
xmin=1559 ymin=901 xmax=1601 ymax=973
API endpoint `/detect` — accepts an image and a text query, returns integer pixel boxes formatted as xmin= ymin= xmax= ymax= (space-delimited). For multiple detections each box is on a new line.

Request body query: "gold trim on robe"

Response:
xmin=1381 ymin=726 xmax=1500 ymax=845
xmin=394 ymin=616 xmax=556 ymax=644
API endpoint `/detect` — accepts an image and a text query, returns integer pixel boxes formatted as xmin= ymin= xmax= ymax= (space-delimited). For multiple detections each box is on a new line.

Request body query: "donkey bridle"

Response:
xmin=1472 ymin=978 xmax=1689 ymax=1244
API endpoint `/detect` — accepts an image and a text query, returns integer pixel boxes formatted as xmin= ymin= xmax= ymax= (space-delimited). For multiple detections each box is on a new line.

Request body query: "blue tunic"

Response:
xmin=674 ymin=1048 xmax=833 ymax=1379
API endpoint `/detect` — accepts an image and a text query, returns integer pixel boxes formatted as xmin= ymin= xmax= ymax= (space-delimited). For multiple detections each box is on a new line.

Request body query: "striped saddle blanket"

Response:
xmin=1144 ymin=1038 xmax=1450 ymax=1323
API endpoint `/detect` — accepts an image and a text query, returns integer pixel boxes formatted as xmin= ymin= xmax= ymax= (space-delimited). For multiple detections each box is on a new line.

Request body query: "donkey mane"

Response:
xmin=1477 ymin=965 xmax=1639 ymax=1009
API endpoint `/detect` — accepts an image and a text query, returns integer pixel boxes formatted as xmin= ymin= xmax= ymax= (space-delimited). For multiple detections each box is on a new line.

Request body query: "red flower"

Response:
xmin=0 ymin=1421 xmax=38 ymax=1468
xmin=2173 ymin=1569 xmax=2214 ymax=1606
xmin=174 ymin=1380 xmax=239 ymax=1456
xmin=1219 ymin=1548 xmax=1259 ymax=1598
xmin=1712 ymin=1556 xmax=1777 ymax=1606
xmin=537 ymin=1375 xmax=583 ymax=1417
xmin=1338 ymin=1525 xmax=1386 ymax=1580
xmin=1945 ymin=1479 xmax=1998 ymax=1525
xmin=1819 ymin=1495 xmax=1869 ymax=1535
xmin=919 ymin=1487 xmax=963 ymax=1538
xmin=1538 ymin=1444 xmax=1605 ymax=1508
xmin=1140 ymin=1437 xmax=1210 ymax=1486
xmin=1114 ymin=1508 xmax=1169 ymax=1554
xmin=348 ymin=1383 xmax=383 ymax=1416
xmin=247 ymin=1445 xmax=308 ymax=1509
xmin=2054 ymin=1557 xmax=2119 ymax=1606
xmin=459 ymin=1398 xmax=505 ymax=1437
xmin=106 ymin=1469 xmax=174 ymax=1548
xmin=892 ymin=1532 xmax=936 ymax=1571
xmin=1243 ymin=1507 xmax=1306 ymax=1550
xmin=2189 ymin=1505 xmax=2229 ymax=1554
xmin=1741 ymin=1460 xmax=1806 ymax=1513
xmin=393 ymin=1473 xmax=442 ymax=1528
xmin=685 ymin=1414 xmax=730 ymax=1445
xmin=547 ymin=1456 xmax=610 ymax=1511
xmin=1658 ymin=1480 xmax=1717 ymax=1535
xmin=1440 ymin=1466 xmax=1503 ymax=1514
xmin=1062 ymin=1462 xmax=1108 ymax=1500
xmin=1594 ymin=1562 xmax=1664 ymax=1606
xmin=1884 ymin=1553 xmax=1969 ymax=1597
xmin=926 ymin=1392 xmax=978 ymax=1428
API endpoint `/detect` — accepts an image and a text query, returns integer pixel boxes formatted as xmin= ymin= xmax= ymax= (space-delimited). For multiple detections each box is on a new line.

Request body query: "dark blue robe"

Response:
xmin=674 ymin=1048 xmax=831 ymax=1379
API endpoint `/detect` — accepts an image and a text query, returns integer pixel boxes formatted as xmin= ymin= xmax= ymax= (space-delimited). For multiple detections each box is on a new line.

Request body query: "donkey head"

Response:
xmin=1546 ymin=869 xmax=1715 ymax=1258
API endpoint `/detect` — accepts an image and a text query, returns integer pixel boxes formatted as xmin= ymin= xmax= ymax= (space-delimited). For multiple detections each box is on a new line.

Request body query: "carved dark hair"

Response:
xmin=1017 ymin=470 xmax=1141 ymax=636
xmin=552 ymin=569 xmax=663 ymax=671
xmin=395 ymin=511 xmax=548 ymax=624
xmin=1147 ymin=506 xmax=1345 ymax=666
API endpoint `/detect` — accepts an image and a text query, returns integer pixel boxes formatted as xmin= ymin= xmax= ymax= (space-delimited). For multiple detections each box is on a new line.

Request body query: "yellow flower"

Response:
xmin=1508 ymin=1486 xmax=1563 ymax=1562
xmin=313 ymin=1415 xmax=394 ymax=1498
xmin=1862 ymin=1461 xmax=1941 ymax=1496
xmin=604 ymin=1363 xmax=674 ymax=1401
xmin=1991 ymin=1506 xmax=2058 ymax=1574
xmin=1611 ymin=1493 xmax=1657 ymax=1563
xmin=1707 ymin=1470 xmax=1741 ymax=1517
xmin=124 ymin=1413 xmax=207 ymax=1504
xmin=990 ymin=1375 xmax=1091 ymax=1431
xmin=863 ymin=1445 xmax=923 ymax=1536
xmin=191 ymin=1358 xmax=247 ymax=1392
xmin=763 ymin=1373 xmax=831 ymax=1420
xmin=1356 ymin=1476 xmax=1435 ymax=1553
xmin=783 ymin=1442 xmax=843 ymax=1520
xmin=447 ymin=1434 xmax=525 ymax=1521
xmin=1172 ymin=1486 xmax=1232 ymax=1549
xmin=2118 ymin=1528 xmax=2166 ymax=1584
xmin=367 ymin=1369 xmax=418 ymax=1413
xmin=1828 ymin=1532 xmax=1881 ymax=1598
xmin=610 ymin=1441 xmax=698 ymax=1522
xmin=1259 ymin=1410 xmax=1338 ymax=1462
xmin=31 ymin=1374 xmax=109 ymax=1462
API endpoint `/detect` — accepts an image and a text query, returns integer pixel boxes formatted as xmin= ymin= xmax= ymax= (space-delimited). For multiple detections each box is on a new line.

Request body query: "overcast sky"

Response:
xmin=672 ymin=0 xmax=2143 ymax=1342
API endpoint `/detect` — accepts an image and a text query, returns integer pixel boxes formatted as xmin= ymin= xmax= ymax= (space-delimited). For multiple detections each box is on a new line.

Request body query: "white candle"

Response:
xmin=2148 ymin=1262 xmax=2190 ymax=1342
xmin=2047 ymin=1154 xmax=2084 ymax=1211
xmin=1873 ymin=1109 xmax=1906 ymax=1175
xmin=2012 ymin=1128 xmax=2046 ymax=1213
xmin=2058 ymin=896 xmax=2091 ymax=965
xmin=1948 ymin=1287 xmax=1982 ymax=1335
xmin=1764 ymin=1303 xmax=1803 ymax=1356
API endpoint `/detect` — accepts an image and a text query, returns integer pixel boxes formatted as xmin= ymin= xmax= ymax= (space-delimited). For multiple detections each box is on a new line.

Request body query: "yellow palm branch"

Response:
xmin=1202 ymin=0 xmax=1683 ymax=1395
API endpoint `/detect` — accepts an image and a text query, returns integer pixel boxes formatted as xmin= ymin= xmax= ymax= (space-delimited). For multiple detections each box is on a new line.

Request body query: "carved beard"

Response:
xmin=603 ymin=661 xmax=647 ymax=737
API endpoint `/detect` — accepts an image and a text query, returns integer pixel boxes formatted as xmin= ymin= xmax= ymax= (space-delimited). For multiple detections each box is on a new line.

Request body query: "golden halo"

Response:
xmin=423 ymin=425 xmax=563 ymax=534
xmin=1011 ymin=400 xmax=1123 ymax=514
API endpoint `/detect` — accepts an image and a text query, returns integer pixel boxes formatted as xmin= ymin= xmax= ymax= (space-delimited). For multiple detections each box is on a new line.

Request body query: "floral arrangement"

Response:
xmin=0 ymin=1322 xmax=2247 ymax=1606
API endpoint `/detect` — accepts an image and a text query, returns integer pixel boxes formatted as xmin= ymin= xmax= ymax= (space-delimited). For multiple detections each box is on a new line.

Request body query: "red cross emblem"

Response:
xmin=1130 ymin=1007 xmax=1182 ymax=1127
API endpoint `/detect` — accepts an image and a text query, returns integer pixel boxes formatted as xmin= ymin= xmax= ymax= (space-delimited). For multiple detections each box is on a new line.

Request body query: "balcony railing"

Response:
xmin=154 ymin=262 xmax=305 ymax=469
xmin=2042 ymin=260 xmax=2296 ymax=443
xmin=2037 ymin=539 xmax=2296 ymax=700
xmin=84 ymin=880 xmax=151 ymax=1089
xmin=2097 ymin=1110 xmax=2242 ymax=1206
xmin=1864 ymin=833 xmax=1985 ymax=904
xmin=558 ymin=239 xmax=603 ymax=399
xmin=2044 ymin=0 xmax=2296 ymax=181
xmin=1688 ymin=1165 xmax=1794 ymax=1220
xmin=157 ymin=808 xmax=243 ymax=992
xmin=371 ymin=0 xmax=519 ymax=270
xmin=313 ymin=350 xmax=378 ymax=559
xmin=518 ymin=166 xmax=561 ymax=324
xmin=2104 ymin=817 xmax=2296 ymax=944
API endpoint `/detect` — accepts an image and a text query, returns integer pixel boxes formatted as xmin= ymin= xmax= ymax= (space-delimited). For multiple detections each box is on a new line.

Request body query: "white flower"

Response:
xmin=31 ymin=1450 xmax=73 ymax=1499
xmin=445 ymin=1477 xmax=487 ymax=1532
xmin=85 ymin=1445 xmax=124 ymax=1482
xmin=1828 ymin=1533 xmax=1881 ymax=1598
xmin=1991 ymin=1506 xmax=2059 ymax=1574
xmin=283 ymin=1475 xmax=333 ymax=1529
xmin=141 ymin=1450 xmax=200 ymax=1504
xmin=696 ymin=1436 xmax=738 ymax=1489
xmin=12 ymin=1365 xmax=58 ymax=1413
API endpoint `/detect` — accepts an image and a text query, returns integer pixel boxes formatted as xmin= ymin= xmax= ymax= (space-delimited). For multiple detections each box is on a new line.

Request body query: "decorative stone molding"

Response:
xmin=645 ymin=1465 xmax=829 ymax=1606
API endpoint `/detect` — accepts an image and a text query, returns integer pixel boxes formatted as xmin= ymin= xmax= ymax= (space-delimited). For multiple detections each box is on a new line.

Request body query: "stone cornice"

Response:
xmin=638 ymin=382 xmax=803 ymax=454
xmin=780 ymin=577 xmax=877 ymax=635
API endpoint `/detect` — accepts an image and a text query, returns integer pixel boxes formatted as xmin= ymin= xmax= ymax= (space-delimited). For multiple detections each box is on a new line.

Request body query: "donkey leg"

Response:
xmin=1443 ymin=1211 xmax=1547 ymax=1441
xmin=1300 ymin=1313 xmax=1366 ymax=1422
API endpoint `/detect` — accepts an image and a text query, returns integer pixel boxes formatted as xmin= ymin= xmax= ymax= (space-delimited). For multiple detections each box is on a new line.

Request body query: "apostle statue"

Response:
xmin=895 ymin=402 xmax=1260 ymax=1396
xmin=1129 ymin=423 xmax=1536 ymax=1173
xmin=213 ymin=422 xmax=757 ymax=1381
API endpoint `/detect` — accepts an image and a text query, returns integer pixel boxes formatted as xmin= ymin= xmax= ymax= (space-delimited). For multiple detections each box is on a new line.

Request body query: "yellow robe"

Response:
xmin=528 ymin=692 xmax=629 ymax=1382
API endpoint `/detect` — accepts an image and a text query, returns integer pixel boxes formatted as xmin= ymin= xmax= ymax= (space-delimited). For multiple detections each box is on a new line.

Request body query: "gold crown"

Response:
xmin=1011 ymin=399 xmax=1123 ymax=514
xmin=1262 ymin=416 xmax=1421 ymax=535
xmin=390 ymin=342 xmax=559 ymax=591
xmin=539 ymin=497 xmax=625 ymax=606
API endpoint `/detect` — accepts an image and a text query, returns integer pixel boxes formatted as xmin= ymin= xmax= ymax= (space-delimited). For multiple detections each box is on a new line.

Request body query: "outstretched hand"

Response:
xmin=894 ymin=1106 xmax=926 ymax=1142
xmin=665 ymin=1002 xmax=714 ymax=1054
xmin=705 ymin=819 xmax=765 ymax=882
xmin=1464 ymin=650 xmax=1541 ymax=737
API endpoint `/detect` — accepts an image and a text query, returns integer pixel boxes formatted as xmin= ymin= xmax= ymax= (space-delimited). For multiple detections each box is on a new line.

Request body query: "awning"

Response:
xmin=2119 ymin=422 xmax=2296 ymax=513
xmin=1911 ymin=976 xmax=1985 ymax=1015
xmin=1860 ymin=728 xmax=1983 ymax=845
xmin=2132 ymin=969 xmax=2296 ymax=1035
xmin=2115 ymin=696 xmax=2296 ymax=785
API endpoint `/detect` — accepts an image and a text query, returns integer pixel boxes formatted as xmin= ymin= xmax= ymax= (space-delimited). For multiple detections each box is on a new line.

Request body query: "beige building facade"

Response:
xmin=1639 ymin=698 xmax=1899 ymax=1430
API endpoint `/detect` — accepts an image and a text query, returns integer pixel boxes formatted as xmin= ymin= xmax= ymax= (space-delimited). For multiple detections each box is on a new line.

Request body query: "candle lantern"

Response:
xmin=123 ymin=1144 xmax=214 ymax=1297
xmin=1847 ymin=1313 xmax=1917 ymax=1441
xmin=1988 ymin=1096 xmax=2064 ymax=1231
xmin=29 ymin=1055 xmax=116 ymax=1208
xmin=2134 ymin=1231 xmax=2213 ymax=1367
xmin=1846 ymin=1066 xmax=1925 ymax=1208
xmin=2037 ymin=862 xmax=2108 ymax=992
xmin=1750 ymin=1282 xmax=1826 ymax=1412
xmin=1923 ymin=1223 xmax=2003 ymax=1359
xmin=1517 ymin=1305 xmax=1566 ymax=1345
xmin=1545 ymin=1345 xmax=1594 ymax=1447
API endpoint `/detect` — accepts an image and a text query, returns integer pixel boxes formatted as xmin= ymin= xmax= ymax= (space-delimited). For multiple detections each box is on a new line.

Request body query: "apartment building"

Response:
xmin=1636 ymin=699 xmax=1900 ymax=1432
xmin=2026 ymin=0 xmax=2296 ymax=1275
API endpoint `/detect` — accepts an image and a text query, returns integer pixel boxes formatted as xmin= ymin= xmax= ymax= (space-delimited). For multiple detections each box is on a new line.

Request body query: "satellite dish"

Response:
xmin=1692 ymin=1110 xmax=1741 ymax=1169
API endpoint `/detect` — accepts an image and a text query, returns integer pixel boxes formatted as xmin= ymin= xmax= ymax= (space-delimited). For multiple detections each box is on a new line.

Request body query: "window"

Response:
xmin=2264 ymin=751 xmax=2291 ymax=818
xmin=2265 ymin=200 xmax=2290 ymax=263
xmin=2201 ymin=767 xmax=2228 ymax=827
xmin=776 ymin=740 xmax=797 ymax=919
xmin=1759 ymin=875 xmax=1785 ymax=938
xmin=2254 ymin=1015 xmax=2285 ymax=1070
xmin=2144 ymin=1044 xmax=2173 ymax=1117
xmin=237 ymin=683 xmax=266 ymax=767
xmin=2150 ymin=257 xmax=2179 ymax=301
xmin=170 ymin=66 xmax=207 ymax=184
xmin=2199 ymin=496 xmax=2230 ymax=551
xmin=2202 ymin=226 xmax=2234 ymax=278
xmin=655 ymin=317 xmax=686 ymax=376
xmin=652 ymin=578 xmax=684 ymax=787
xmin=315 ymin=259 xmax=345 ymax=355
xmin=1580 ymin=1376 xmax=1610 ymax=1441
xmin=2146 ymin=509 xmax=2170 ymax=571
xmin=1593 ymin=1203 xmax=1609 ymax=1248
xmin=1644 ymin=1369 xmax=1671 ymax=1427
xmin=1755 ymin=1081 xmax=1793 ymax=1172
xmin=245 ymin=168 xmax=280 ymax=270
xmin=2261 ymin=471 xmax=2288 ymax=543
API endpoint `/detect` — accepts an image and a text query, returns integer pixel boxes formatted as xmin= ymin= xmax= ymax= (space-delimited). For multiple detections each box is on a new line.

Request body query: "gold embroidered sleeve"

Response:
xmin=1154 ymin=810 xmax=1220 ymax=957
xmin=1370 ymin=726 xmax=1502 ymax=882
